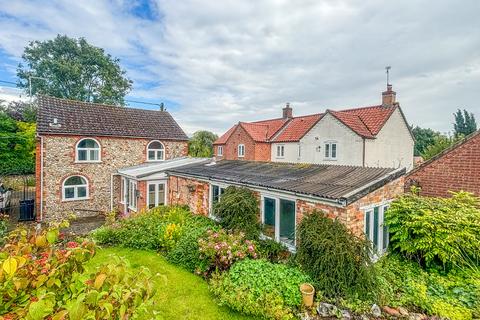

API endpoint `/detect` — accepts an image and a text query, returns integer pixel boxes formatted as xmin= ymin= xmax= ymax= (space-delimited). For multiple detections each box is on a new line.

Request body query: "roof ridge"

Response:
xmin=38 ymin=95 xmax=169 ymax=114
xmin=338 ymin=104 xmax=385 ymax=113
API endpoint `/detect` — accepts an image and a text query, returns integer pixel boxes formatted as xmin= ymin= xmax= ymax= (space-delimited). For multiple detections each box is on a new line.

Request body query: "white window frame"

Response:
xmin=209 ymin=182 xmax=228 ymax=219
xmin=147 ymin=140 xmax=165 ymax=162
xmin=62 ymin=175 xmax=89 ymax=201
xmin=237 ymin=144 xmax=245 ymax=157
xmin=260 ymin=193 xmax=297 ymax=250
xmin=128 ymin=180 xmax=138 ymax=211
xmin=363 ymin=202 xmax=391 ymax=256
xmin=217 ymin=145 xmax=223 ymax=156
xmin=276 ymin=145 xmax=285 ymax=158
xmin=75 ymin=138 xmax=101 ymax=163
xmin=120 ymin=177 xmax=126 ymax=204
xmin=324 ymin=141 xmax=338 ymax=160
xmin=147 ymin=180 xmax=168 ymax=209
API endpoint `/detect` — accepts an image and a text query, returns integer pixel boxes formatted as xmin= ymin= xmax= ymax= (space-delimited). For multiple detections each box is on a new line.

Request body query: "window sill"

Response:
xmin=128 ymin=206 xmax=138 ymax=211
xmin=62 ymin=197 xmax=90 ymax=202
xmin=238 ymin=155 xmax=245 ymax=158
xmin=323 ymin=158 xmax=338 ymax=161
xmin=75 ymin=161 xmax=102 ymax=164
xmin=146 ymin=159 xmax=165 ymax=162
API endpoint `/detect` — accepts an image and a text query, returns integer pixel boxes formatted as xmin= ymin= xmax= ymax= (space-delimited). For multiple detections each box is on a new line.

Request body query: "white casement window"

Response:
xmin=128 ymin=180 xmax=138 ymax=210
xmin=364 ymin=204 xmax=390 ymax=255
xmin=276 ymin=145 xmax=285 ymax=158
xmin=148 ymin=181 xmax=167 ymax=209
xmin=261 ymin=195 xmax=296 ymax=248
xmin=147 ymin=141 xmax=165 ymax=161
xmin=76 ymin=138 xmax=101 ymax=162
xmin=217 ymin=146 xmax=223 ymax=156
xmin=209 ymin=183 xmax=227 ymax=219
xmin=62 ymin=175 xmax=88 ymax=201
xmin=324 ymin=141 xmax=337 ymax=160
xmin=237 ymin=144 xmax=245 ymax=157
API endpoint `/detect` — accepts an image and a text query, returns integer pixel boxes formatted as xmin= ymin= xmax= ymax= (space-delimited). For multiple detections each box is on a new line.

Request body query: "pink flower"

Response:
xmin=67 ymin=241 xmax=78 ymax=248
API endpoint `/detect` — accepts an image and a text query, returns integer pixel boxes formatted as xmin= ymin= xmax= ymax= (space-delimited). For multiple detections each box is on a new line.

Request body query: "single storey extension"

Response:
xmin=118 ymin=159 xmax=405 ymax=252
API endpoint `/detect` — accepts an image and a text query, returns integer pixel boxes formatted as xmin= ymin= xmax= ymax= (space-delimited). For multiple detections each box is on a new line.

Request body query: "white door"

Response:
xmin=147 ymin=181 xmax=167 ymax=209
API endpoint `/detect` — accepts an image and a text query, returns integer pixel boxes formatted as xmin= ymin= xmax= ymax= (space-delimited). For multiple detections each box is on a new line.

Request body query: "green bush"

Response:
xmin=210 ymin=259 xmax=310 ymax=320
xmin=386 ymin=190 xmax=480 ymax=270
xmin=257 ymin=238 xmax=290 ymax=263
xmin=376 ymin=254 xmax=480 ymax=320
xmin=296 ymin=210 xmax=376 ymax=298
xmin=166 ymin=215 xmax=219 ymax=272
xmin=92 ymin=206 xmax=191 ymax=251
xmin=213 ymin=186 xmax=261 ymax=239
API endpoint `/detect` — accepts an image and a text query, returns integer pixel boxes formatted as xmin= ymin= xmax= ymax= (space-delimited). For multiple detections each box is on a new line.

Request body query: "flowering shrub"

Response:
xmin=197 ymin=229 xmax=257 ymax=276
xmin=0 ymin=221 xmax=155 ymax=319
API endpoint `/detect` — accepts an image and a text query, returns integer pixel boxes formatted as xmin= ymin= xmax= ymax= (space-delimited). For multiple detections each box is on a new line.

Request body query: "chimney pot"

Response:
xmin=382 ymin=84 xmax=396 ymax=106
xmin=282 ymin=102 xmax=293 ymax=118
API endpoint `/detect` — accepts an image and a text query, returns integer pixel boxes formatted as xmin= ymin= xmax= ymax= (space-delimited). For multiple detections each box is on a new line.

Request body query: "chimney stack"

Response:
xmin=382 ymin=84 xmax=396 ymax=106
xmin=282 ymin=102 xmax=293 ymax=118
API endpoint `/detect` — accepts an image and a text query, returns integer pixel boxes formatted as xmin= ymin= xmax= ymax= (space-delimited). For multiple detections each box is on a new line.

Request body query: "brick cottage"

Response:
xmin=35 ymin=95 xmax=189 ymax=221
xmin=405 ymin=130 xmax=480 ymax=197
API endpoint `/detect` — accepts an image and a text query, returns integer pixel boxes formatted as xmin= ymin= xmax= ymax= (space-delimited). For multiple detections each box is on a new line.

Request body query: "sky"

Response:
xmin=0 ymin=0 xmax=479 ymax=136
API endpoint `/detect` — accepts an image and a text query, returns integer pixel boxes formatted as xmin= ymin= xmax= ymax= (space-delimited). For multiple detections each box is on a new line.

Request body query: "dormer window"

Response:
xmin=147 ymin=141 xmax=165 ymax=161
xmin=76 ymin=138 xmax=100 ymax=162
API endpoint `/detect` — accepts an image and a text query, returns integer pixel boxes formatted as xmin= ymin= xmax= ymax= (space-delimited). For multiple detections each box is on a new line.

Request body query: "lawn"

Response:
xmin=87 ymin=247 xmax=258 ymax=320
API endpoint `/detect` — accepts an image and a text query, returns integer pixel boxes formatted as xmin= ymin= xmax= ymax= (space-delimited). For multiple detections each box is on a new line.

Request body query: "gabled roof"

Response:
xmin=36 ymin=95 xmax=189 ymax=141
xmin=214 ymin=104 xmax=400 ymax=144
xmin=273 ymin=114 xmax=323 ymax=142
xmin=168 ymin=160 xmax=406 ymax=205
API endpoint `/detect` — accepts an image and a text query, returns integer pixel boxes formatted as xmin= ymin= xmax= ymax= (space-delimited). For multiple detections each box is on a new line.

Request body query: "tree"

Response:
xmin=411 ymin=126 xmax=442 ymax=156
xmin=0 ymin=100 xmax=37 ymax=122
xmin=17 ymin=35 xmax=132 ymax=105
xmin=188 ymin=130 xmax=218 ymax=157
xmin=453 ymin=109 xmax=477 ymax=137
xmin=421 ymin=134 xmax=459 ymax=161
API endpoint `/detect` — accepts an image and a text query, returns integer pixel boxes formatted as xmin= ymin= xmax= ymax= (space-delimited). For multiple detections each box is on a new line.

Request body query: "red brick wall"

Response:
xmin=405 ymin=133 xmax=480 ymax=197
xmin=214 ymin=126 xmax=272 ymax=161
xmin=168 ymin=176 xmax=210 ymax=216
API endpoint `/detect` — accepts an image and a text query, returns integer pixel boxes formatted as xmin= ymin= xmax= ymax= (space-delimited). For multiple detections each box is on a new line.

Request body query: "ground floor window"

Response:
xmin=210 ymin=184 xmax=226 ymax=218
xmin=148 ymin=181 xmax=167 ymax=209
xmin=364 ymin=203 xmax=389 ymax=254
xmin=62 ymin=175 xmax=88 ymax=201
xmin=261 ymin=195 xmax=296 ymax=248
xmin=121 ymin=178 xmax=137 ymax=211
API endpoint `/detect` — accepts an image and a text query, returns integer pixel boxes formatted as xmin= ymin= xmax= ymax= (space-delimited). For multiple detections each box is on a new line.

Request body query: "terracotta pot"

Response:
xmin=299 ymin=283 xmax=315 ymax=307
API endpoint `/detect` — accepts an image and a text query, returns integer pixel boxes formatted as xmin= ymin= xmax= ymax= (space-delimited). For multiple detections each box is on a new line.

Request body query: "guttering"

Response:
xmin=166 ymin=171 xmax=346 ymax=207
xmin=110 ymin=173 xmax=116 ymax=212
xmin=362 ymin=138 xmax=366 ymax=167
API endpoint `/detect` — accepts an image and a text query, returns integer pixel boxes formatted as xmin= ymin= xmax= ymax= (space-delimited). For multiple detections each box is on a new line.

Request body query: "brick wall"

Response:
xmin=405 ymin=132 xmax=480 ymax=197
xmin=38 ymin=134 xmax=187 ymax=221
xmin=214 ymin=126 xmax=271 ymax=161
xmin=168 ymin=175 xmax=210 ymax=216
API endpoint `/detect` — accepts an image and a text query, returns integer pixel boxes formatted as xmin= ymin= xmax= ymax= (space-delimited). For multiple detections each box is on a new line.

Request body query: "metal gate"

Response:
xmin=0 ymin=175 xmax=36 ymax=221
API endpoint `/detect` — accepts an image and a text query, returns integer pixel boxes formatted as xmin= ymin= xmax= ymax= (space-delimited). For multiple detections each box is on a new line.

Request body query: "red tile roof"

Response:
xmin=273 ymin=114 xmax=323 ymax=142
xmin=214 ymin=104 xmax=398 ymax=144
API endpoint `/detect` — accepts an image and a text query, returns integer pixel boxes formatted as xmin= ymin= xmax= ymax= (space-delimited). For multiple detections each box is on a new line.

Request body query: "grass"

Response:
xmin=87 ymin=247 xmax=258 ymax=320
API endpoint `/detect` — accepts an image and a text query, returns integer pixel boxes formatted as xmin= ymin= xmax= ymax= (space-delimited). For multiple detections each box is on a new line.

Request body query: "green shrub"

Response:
xmin=92 ymin=206 xmax=191 ymax=251
xmin=296 ymin=210 xmax=376 ymax=298
xmin=213 ymin=186 xmax=261 ymax=239
xmin=376 ymin=254 xmax=480 ymax=320
xmin=257 ymin=238 xmax=290 ymax=263
xmin=386 ymin=190 xmax=480 ymax=270
xmin=210 ymin=259 xmax=310 ymax=320
xmin=0 ymin=222 xmax=156 ymax=319
xmin=197 ymin=229 xmax=258 ymax=276
xmin=0 ymin=214 xmax=8 ymax=245
xmin=166 ymin=215 xmax=219 ymax=272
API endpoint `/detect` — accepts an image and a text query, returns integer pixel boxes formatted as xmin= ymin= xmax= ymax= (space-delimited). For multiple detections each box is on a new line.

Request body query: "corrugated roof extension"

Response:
xmin=213 ymin=104 xmax=399 ymax=144
xmin=36 ymin=95 xmax=189 ymax=141
xmin=168 ymin=160 xmax=405 ymax=205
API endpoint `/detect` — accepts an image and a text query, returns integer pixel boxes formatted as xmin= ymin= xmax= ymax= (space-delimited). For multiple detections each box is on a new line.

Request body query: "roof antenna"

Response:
xmin=160 ymin=102 xmax=165 ymax=111
xmin=385 ymin=66 xmax=391 ymax=86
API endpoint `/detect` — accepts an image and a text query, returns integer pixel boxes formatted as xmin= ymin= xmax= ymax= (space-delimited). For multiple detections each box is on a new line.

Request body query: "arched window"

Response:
xmin=147 ymin=141 xmax=165 ymax=161
xmin=76 ymin=138 xmax=101 ymax=162
xmin=62 ymin=175 xmax=88 ymax=200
